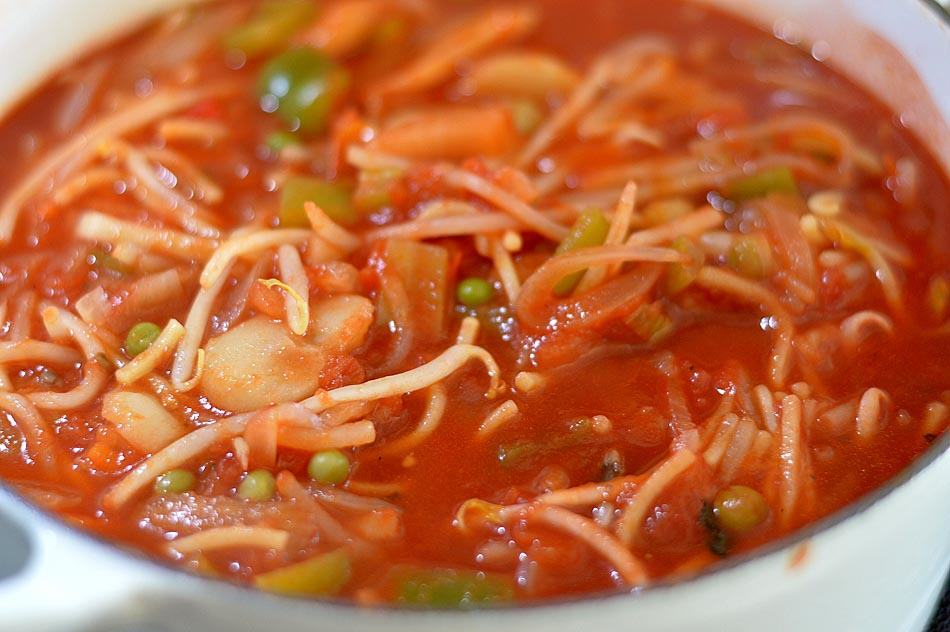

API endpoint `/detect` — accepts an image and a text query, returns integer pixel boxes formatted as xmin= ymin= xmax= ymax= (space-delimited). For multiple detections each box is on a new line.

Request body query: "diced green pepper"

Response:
xmin=397 ymin=568 xmax=514 ymax=608
xmin=553 ymin=209 xmax=610 ymax=296
xmin=280 ymin=176 xmax=355 ymax=227
xmin=88 ymin=248 xmax=127 ymax=276
xmin=723 ymin=166 xmax=798 ymax=202
xmin=665 ymin=236 xmax=704 ymax=294
xmin=626 ymin=302 xmax=674 ymax=345
xmin=223 ymin=0 xmax=316 ymax=59
xmin=255 ymin=549 xmax=352 ymax=596
xmin=497 ymin=417 xmax=596 ymax=468
xmin=508 ymin=99 xmax=542 ymax=135
xmin=727 ymin=235 xmax=771 ymax=279
xmin=641 ymin=197 xmax=693 ymax=227
xmin=353 ymin=168 xmax=402 ymax=212
xmin=258 ymin=47 xmax=350 ymax=135
xmin=265 ymin=131 xmax=300 ymax=153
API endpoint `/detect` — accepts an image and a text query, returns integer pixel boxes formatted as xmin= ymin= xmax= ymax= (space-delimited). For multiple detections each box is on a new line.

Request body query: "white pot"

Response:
xmin=0 ymin=1 xmax=947 ymax=631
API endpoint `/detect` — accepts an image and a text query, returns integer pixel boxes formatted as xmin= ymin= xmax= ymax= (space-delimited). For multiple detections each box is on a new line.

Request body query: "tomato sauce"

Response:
xmin=0 ymin=0 xmax=945 ymax=604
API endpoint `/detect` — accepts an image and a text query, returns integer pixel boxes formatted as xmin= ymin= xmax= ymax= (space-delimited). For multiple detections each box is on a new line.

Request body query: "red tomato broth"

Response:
xmin=0 ymin=0 xmax=944 ymax=606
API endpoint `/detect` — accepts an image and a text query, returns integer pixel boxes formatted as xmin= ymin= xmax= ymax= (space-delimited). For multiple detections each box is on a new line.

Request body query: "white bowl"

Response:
xmin=0 ymin=1 xmax=946 ymax=631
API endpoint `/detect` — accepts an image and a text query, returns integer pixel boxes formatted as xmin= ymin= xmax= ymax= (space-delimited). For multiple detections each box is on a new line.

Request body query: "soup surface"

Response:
xmin=0 ymin=0 xmax=947 ymax=605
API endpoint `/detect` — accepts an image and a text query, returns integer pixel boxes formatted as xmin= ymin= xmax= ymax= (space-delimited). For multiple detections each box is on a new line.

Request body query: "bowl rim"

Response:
xmin=0 ymin=0 xmax=947 ymax=617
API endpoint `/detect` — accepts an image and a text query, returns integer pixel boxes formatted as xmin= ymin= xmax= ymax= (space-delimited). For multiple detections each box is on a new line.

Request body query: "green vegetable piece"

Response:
xmin=255 ymin=549 xmax=352 ymax=596
xmin=727 ymin=235 xmax=770 ymax=279
xmin=37 ymin=368 xmax=63 ymax=387
xmin=553 ymin=209 xmax=610 ymax=296
xmin=93 ymin=352 xmax=116 ymax=373
xmin=308 ymin=450 xmax=350 ymax=485
xmin=599 ymin=449 xmax=624 ymax=481
xmin=509 ymin=99 xmax=542 ymax=135
xmin=927 ymin=276 xmax=949 ymax=321
xmin=626 ymin=302 xmax=674 ymax=345
xmin=397 ymin=568 xmax=514 ymax=608
xmin=353 ymin=168 xmax=401 ymax=212
xmin=665 ymin=236 xmax=704 ymax=294
xmin=497 ymin=417 xmax=596 ymax=468
xmin=723 ymin=166 xmax=798 ymax=202
xmin=496 ymin=440 xmax=535 ymax=466
xmin=699 ymin=501 xmax=729 ymax=556
xmin=713 ymin=485 xmax=770 ymax=534
xmin=279 ymin=176 xmax=355 ymax=228
xmin=88 ymin=248 xmax=127 ymax=276
xmin=223 ymin=0 xmax=316 ymax=59
xmin=258 ymin=47 xmax=350 ymax=135
xmin=641 ymin=197 xmax=693 ymax=227
xmin=125 ymin=322 xmax=162 ymax=358
xmin=265 ymin=130 xmax=300 ymax=153
xmin=372 ymin=17 xmax=409 ymax=47
xmin=456 ymin=277 xmax=494 ymax=308
xmin=238 ymin=469 xmax=277 ymax=501
xmin=155 ymin=469 xmax=196 ymax=494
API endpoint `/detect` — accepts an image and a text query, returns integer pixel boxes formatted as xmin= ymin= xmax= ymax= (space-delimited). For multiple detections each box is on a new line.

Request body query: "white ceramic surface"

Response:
xmin=0 ymin=1 xmax=946 ymax=631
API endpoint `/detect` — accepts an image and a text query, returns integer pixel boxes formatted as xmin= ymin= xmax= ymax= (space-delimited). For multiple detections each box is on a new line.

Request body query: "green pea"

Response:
xmin=308 ymin=450 xmax=350 ymax=485
xmin=456 ymin=278 xmax=493 ymax=308
xmin=258 ymin=47 xmax=350 ymax=135
xmin=713 ymin=485 xmax=769 ymax=534
xmin=154 ymin=469 xmax=196 ymax=494
xmin=125 ymin=322 xmax=162 ymax=357
xmin=238 ymin=469 xmax=276 ymax=501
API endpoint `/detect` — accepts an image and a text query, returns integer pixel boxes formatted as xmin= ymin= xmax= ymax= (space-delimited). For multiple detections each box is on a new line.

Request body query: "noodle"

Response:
xmin=29 ymin=306 xmax=109 ymax=411
xmin=439 ymin=166 xmax=569 ymax=241
xmin=115 ymin=319 xmax=185 ymax=385
xmin=76 ymin=211 xmax=218 ymax=260
xmin=171 ymin=261 xmax=234 ymax=390
xmin=373 ymin=385 xmax=447 ymax=456
xmin=0 ymin=86 xmax=231 ymax=243
xmin=200 ymin=229 xmax=311 ymax=288
xmin=303 ymin=344 xmax=502 ymax=412
xmin=276 ymin=245 xmax=310 ymax=336
xmin=615 ymin=449 xmax=696 ymax=546
xmin=476 ymin=400 xmax=520 ymax=438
